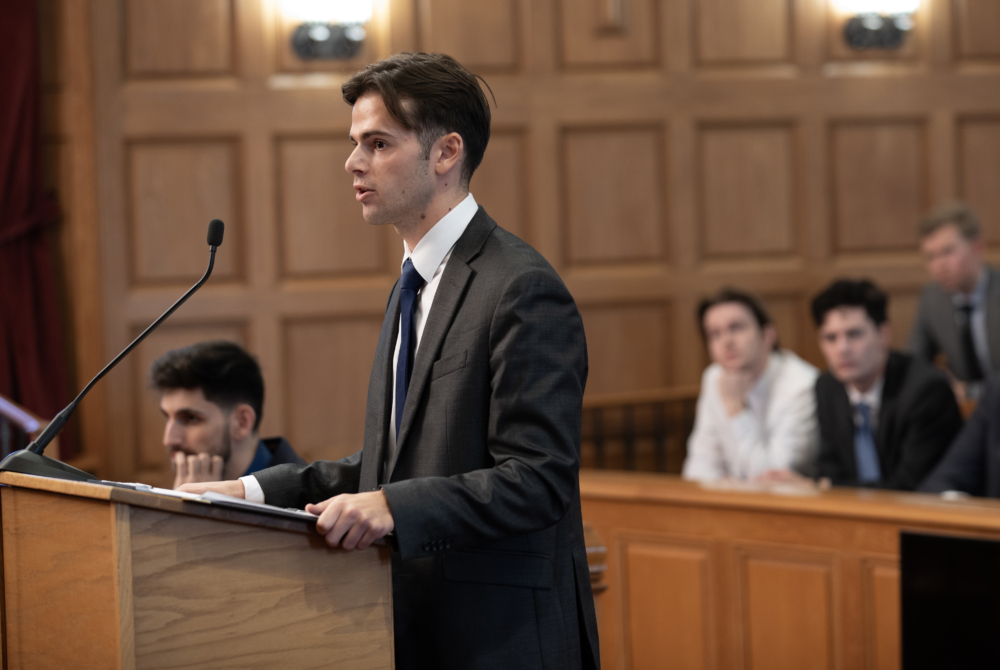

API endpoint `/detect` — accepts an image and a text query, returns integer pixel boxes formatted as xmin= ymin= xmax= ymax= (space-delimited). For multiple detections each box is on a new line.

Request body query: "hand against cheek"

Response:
xmin=306 ymin=491 xmax=395 ymax=551
xmin=172 ymin=451 xmax=225 ymax=489
xmin=718 ymin=370 xmax=754 ymax=417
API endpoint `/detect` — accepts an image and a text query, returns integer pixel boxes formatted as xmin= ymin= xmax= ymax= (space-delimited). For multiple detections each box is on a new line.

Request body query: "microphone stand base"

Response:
xmin=0 ymin=450 xmax=94 ymax=482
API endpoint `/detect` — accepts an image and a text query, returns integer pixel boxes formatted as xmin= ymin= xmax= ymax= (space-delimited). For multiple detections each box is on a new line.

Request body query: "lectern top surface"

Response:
xmin=0 ymin=471 xmax=318 ymax=535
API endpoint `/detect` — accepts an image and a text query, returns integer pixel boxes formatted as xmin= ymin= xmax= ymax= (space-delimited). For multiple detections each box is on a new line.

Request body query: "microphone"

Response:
xmin=0 ymin=219 xmax=226 ymax=482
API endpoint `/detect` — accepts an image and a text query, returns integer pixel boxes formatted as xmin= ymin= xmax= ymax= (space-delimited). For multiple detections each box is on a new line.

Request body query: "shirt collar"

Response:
xmin=847 ymin=375 xmax=884 ymax=409
xmin=241 ymin=440 xmax=271 ymax=477
xmin=951 ymin=267 xmax=988 ymax=308
xmin=402 ymin=193 xmax=478 ymax=281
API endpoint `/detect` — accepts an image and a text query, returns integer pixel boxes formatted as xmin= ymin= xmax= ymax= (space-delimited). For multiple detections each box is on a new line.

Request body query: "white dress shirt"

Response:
xmin=682 ymin=350 xmax=820 ymax=482
xmin=846 ymin=376 xmax=885 ymax=430
xmin=241 ymin=193 xmax=479 ymax=504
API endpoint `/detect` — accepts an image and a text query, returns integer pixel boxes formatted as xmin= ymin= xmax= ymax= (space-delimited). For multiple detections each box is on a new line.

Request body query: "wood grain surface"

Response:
xmin=581 ymin=472 xmax=1000 ymax=670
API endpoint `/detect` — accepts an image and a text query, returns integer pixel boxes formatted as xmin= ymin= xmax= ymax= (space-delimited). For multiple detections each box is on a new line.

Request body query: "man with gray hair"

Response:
xmin=909 ymin=201 xmax=1000 ymax=402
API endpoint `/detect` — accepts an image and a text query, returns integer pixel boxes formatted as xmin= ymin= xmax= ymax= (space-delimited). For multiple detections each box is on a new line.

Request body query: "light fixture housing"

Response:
xmin=278 ymin=0 xmax=373 ymax=61
xmin=833 ymin=0 xmax=919 ymax=51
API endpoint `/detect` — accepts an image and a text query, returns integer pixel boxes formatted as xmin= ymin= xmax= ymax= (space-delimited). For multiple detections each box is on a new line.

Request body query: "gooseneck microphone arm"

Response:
xmin=0 ymin=219 xmax=225 ymax=481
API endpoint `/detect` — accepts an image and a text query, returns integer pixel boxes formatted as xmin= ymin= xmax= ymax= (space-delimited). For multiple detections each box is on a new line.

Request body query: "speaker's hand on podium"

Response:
xmin=177 ymin=479 xmax=246 ymax=498
xmin=307 ymin=491 xmax=395 ymax=551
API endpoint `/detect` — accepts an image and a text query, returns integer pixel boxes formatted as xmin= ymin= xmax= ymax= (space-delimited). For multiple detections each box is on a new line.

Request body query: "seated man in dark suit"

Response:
xmin=812 ymin=280 xmax=963 ymax=490
xmin=909 ymin=201 xmax=1000 ymax=402
xmin=152 ymin=340 xmax=305 ymax=489
xmin=920 ymin=374 xmax=1000 ymax=497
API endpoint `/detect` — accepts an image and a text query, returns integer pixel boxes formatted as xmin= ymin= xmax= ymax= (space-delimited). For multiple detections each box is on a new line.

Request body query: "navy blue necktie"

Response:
xmin=854 ymin=402 xmax=882 ymax=484
xmin=395 ymin=258 xmax=425 ymax=440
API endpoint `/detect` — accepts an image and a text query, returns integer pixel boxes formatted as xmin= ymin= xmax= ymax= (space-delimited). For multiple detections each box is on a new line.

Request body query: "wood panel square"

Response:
xmin=125 ymin=0 xmax=234 ymax=77
xmin=700 ymin=124 xmax=796 ymax=258
xmin=129 ymin=140 xmax=242 ymax=285
xmin=954 ymin=0 xmax=1000 ymax=59
xmin=697 ymin=0 xmax=792 ymax=64
xmin=132 ymin=323 xmax=247 ymax=483
xmin=558 ymin=0 xmax=660 ymax=68
xmin=959 ymin=118 xmax=1000 ymax=244
xmin=742 ymin=553 xmax=834 ymax=670
xmin=418 ymin=0 xmax=520 ymax=72
xmin=284 ymin=318 xmax=383 ymax=463
xmin=563 ymin=127 xmax=666 ymax=265
xmin=832 ymin=121 xmax=928 ymax=252
xmin=862 ymin=559 xmax=901 ymax=670
xmin=623 ymin=541 xmax=711 ymax=669
xmin=579 ymin=303 xmax=671 ymax=395
xmin=471 ymin=130 xmax=528 ymax=241
xmin=277 ymin=137 xmax=387 ymax=278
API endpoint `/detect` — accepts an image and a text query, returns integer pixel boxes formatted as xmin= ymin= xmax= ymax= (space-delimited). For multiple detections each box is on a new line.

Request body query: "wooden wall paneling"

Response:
xmin=621 ymin=536 xmax=714 ymax=670
xmin=283 ymin=317 xmax=384 ymax=463
xmin=887 ymin=290 xmax=920 ymax=351
xmin=579 ymin=303 xmax=672 ymax=395
xmin=127 ymin=139 xmax=243 ymax=285
xmin=696 ymin=0 xmax=793 ymax=65
xmin=276 ymin=136 xmax=387 ymax=278
xmin=953 ymin=0 xmax=1000 ymax=60
xmin=124 ymin=0 xmax=235 ymax=78
xmin=699 ymin=123 xmax=797 ymax=258
xmin=562 ymin=126 xmax=667 ymax=265
xmin=832 ymin=120 xmax=929 ymax=253
xmin=759 ymin=295 xmax=805 ymax=357
xmin=861 ymin=558 xmax=901 ymax=670
xmin=131 ymin=323 xmax=248 ymax=488
xmin=470 ymin=129 xmax=529 ymax=242
xmin=37 ymin=0 xmax=108 ymax=470
xmin=417 ymin=0 xmax=521 ymax=72
xmin=737 ymin=546 xmax=836 ymax=670
xmin=558 ymin=0 xmax=660 ymax=68
xmin=958 ymin=117 xmax=1000 ymax=243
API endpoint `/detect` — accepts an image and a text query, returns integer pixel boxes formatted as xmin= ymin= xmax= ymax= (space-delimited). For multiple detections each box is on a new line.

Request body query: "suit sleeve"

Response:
xmin=883 ymin=374 xmax=963 ymax=491
xmin=816 ymin=377 xmax=853 ymax=485
xmin=381 ymin=269 xmax=587 ymax=561
xmin=252 ymin=450 xmax=364 ymax=509
xmin=907 ymin=290 xmax=940 ymax=364
xmin=681 ymin=369 xmax=728 ymax=481
xmin=919 ymin=380 xmax=996 ymax=495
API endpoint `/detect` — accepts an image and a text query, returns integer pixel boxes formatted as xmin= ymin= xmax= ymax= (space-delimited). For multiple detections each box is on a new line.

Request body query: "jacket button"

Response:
xmin=422 ymin=542 xmax=431 ymax=552
xmin=445 ymin=540 xmax=452 ymax=549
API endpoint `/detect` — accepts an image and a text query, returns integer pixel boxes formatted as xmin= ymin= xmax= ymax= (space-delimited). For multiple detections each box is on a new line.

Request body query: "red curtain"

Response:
xmin=0 ymin=0 xmax=75 ymax=459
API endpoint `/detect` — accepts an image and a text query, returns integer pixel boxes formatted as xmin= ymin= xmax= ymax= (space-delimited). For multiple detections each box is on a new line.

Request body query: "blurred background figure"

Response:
xmin=910 ymin=201 xmax=1000 ymax=404
xmin=152 ymin=341 xmax=305 ymax=489
xmin=813 ymin=280 xmax=962 ymax=491
xmin=682 ymin=289 xmax=819 ymax=482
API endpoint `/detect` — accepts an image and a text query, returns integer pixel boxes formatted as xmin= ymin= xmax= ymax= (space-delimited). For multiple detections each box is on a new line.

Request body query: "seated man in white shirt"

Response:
xmin=682 ymin=288 xmax=820 ymax=482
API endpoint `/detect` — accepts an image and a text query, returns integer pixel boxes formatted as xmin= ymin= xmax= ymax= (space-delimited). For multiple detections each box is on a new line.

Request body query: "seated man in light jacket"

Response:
xmin=683 ymin=288 xmax=820 ymax=482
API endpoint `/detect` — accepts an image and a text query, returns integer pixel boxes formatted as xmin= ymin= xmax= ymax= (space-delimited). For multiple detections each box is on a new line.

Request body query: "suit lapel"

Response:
xmin=986 ymin=266 xmax=1000 ymax=373
xmin=387 ymin=208 xmax=496 ymax=480
xmin=360 ymin=285 xmax=400 ymax=491
xmin=832 ymin=383 xmax=857 ymax=474
xmin=875 ymin=353 xmax=904 ymax=469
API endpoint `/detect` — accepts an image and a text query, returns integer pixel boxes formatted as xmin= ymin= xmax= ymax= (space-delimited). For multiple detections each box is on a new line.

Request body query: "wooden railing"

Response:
xmin=581 ymin=385 xmax=699 ymax=473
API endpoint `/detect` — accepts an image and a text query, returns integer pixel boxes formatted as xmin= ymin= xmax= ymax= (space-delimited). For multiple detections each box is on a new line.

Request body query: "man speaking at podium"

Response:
xmin=182 ymin=52 xmax=600 ymax=670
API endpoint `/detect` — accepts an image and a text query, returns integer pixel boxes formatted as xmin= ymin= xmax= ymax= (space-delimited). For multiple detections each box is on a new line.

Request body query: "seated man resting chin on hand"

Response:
xmin=155 ymin=340 xmax=305 ymax=489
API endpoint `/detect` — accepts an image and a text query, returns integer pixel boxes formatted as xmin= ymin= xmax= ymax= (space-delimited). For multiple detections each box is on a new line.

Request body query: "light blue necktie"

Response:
xmin=395 ymin=258 xmax=425 ymax=441
xmin=854 ymin=402 xmax=882 ymax=484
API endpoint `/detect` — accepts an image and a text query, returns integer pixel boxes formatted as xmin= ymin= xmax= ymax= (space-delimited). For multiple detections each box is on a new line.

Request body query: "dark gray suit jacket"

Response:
xmin=908 ymin=265 xmax=1000 ymax=380
xmin=816 ymin=351 xmax=963 ymax=490
xmin=255 ymin=208 xmax=600 ymax=670
xmin=920 ymin=374 xmax=1000 ymax=497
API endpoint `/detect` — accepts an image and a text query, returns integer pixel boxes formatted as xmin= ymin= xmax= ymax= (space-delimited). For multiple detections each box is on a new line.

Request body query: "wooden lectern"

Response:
xmin=0 ymin=472 xmax=394 ymax=670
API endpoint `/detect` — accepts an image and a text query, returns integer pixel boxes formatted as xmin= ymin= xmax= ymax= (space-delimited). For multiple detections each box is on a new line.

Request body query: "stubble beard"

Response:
xmin=364 ymin=161 xmax=436 ymax=234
